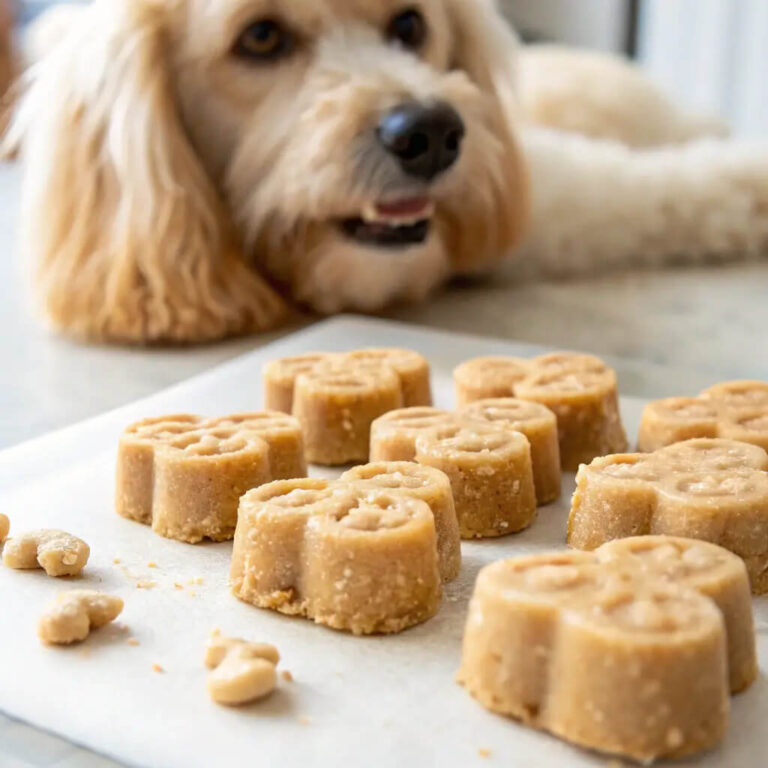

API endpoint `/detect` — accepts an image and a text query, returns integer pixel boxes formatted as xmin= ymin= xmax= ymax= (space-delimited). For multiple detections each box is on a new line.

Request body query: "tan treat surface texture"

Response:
xmin=415 ymin=420 xmax=537 ymax=538
xmin=568 ymin=437 xmax=768 ymax=592
xmin=458 ymin=535 xmax=756 ymax=762
xmin=230 ymin=473 xmax=444 ymax=634
xmin=638 ymin=380 xmax=768 ymax=452
xmin=263 ymin=348 xmax=433 ymax=465
xmin=115 ymin=412 xmax=306 ymax=543
xmin=454 ymin=352 xmax=628 ymax=470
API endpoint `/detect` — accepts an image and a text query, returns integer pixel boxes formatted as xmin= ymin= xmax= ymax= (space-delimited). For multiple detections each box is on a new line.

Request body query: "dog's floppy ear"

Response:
xmin=444 ymin=0 xmax=529 ymax=267
xmin=9 ymin=0 xmax=287 ymax=343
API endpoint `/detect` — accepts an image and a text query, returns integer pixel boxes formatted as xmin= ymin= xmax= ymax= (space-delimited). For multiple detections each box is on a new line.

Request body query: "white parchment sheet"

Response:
xmin=1 ymin=318 xmax=766 ymax=768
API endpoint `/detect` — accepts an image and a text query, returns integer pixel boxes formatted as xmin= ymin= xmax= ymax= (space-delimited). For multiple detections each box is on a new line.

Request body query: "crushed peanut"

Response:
xmin=205 ymin=630 xmax=279 ymax=706
xmin=38 ymin=590 xmax=123 ymax=645
xmin=3 ymin=530 xmax=89 ymax=577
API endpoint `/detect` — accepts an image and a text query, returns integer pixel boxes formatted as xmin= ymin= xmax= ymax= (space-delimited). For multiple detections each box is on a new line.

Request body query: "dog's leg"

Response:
xmin=514 ymin=127 xmax=768 ymax=276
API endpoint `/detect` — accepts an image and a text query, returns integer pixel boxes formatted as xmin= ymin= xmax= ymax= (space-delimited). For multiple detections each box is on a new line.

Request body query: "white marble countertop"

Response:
xmin=0 ymin=159 xmax=767 ymax=767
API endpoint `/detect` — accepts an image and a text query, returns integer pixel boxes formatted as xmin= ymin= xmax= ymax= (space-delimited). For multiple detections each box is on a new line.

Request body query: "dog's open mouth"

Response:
xmin=340 ymin=197 xmax=434 ymax=248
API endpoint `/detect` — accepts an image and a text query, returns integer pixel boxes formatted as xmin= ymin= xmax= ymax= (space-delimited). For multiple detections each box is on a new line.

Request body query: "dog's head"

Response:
xmin=12 ymin=0 xmax=528 ymax=341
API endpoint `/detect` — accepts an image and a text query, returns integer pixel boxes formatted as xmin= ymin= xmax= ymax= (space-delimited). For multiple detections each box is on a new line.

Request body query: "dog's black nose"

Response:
xmin=377 ymin=101 xmax=465 ymax=181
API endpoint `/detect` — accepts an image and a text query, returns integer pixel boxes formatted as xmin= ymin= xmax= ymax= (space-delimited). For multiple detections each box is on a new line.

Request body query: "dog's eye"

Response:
xmin=233 ymin=20 xmax=291 ymax=61
xmin=387 ymin=9 xmax=427 ymax=51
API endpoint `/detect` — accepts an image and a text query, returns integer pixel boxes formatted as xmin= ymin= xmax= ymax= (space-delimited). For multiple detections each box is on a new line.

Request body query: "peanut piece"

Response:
xmin=3 ymin=529 xmax=90 ymax=576
xmin=205 ymin=630 xmax=279 ymax=706
xmin=38 ymin=590 xmax=124 ymax=645
xmin=0 ymin=514 xmax=9 ymax=542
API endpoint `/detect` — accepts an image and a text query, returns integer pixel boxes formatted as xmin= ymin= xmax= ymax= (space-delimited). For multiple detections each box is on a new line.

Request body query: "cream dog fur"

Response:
xmin=7 ymin=0 xmax=768 ymax=343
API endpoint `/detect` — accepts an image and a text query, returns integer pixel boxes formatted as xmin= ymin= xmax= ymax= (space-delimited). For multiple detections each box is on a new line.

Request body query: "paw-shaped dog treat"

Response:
xmin=263 ymin=348 xmax=433 ymax=464
xmin=230 ymin=476 xmax=442 ymax=634
xmin=38 ymin=590 xmax=124 ymax=645
xmin=638 ymin=380 xmax=768 ymax=452
xmin=341 ymin=462 xmax=461 ymax=582
xmin=459 ymin=399 xmax=561 ymax=504
xmin=0 ymin=513 xmax=8 ymax=542
xmin=205 ymin=630 xmax=279 ymax=706
xmin=263 ymin=353 xmax=336 ymax=413
xmin=116 ymin=412 xmax=306 ymax=543
xmin=372 ymin=404 xmax=555 ymax=511
xmin=3 ymin=529 xmax=90 ymax=576
xmin=568 ymin=438 xmax=768 ymax=592
xmin=454 ymin=353 xmax=628 ymax=470
xmin=457 ymin=536 xmax=756 ymax=761
xmin=369 ymin=407 xmax=458 ymax=462
xmin=416 ymin=421 xmax=537 ymax=538
xmin=293 ymin=365 xmax=403 ymax=465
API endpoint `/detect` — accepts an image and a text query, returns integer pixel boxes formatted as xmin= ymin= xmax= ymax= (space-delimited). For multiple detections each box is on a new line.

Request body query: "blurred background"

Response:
xmin=9 ymin=0 xmax=762 ymax=138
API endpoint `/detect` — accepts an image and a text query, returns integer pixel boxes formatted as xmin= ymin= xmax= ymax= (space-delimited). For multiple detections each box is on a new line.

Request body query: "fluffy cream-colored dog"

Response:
xmin=8 ymin=0 xmax=768 ymax=343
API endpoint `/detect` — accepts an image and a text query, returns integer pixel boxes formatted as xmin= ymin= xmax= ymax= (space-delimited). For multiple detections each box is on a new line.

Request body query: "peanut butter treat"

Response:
xmin=344 ymin=348 xmax=432 ymax=407
xmin=151 ymin=429 xmax=271 ymax=543
xmin=116 ymin=414 xmax=205 ymax=523
xmin=263 ymin=353 xmax=336 ymax=413
xmin=454 ymin=352 xmax=628 ymax=470
xmin=638 ymin=380 xmax=768 ymax=452
xmin=3 ymin=530 xmax=90 ymax=577
xmin=369 ymin=407 xmax=458 ymax=462
xmin=0 ymin=513 xmax=8 ymax=542
xmin=415 ymin=420 xmax=536 ymax=538
xmin=568 ymin=438 xmax=768 ymax=592
xmin=341 ymin=462 xmax=461 ymax=582
xmin=293 ymin=366 xmax=402 ymax=465
xmin=205 ymin=412 xmax=307 ymax=480
xmin=460 ymin=399 xmax=561 ymax=505
xmin=116 ymin=411 xmax=307 ymax=543
xmin=457 ymin=536 xmax=756 ymax=761
xmin=38 ymin=590 xmax=124 ymax=645
xmin=230 ymin=478 xmax=441 ymax=634
xmin=205 ymin=630 xmax=279 ymax=706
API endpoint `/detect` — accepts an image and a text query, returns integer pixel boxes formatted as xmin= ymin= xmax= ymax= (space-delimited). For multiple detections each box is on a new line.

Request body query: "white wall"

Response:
xmin=500 ymin=0 xmax=630 ymax=52
xmin=639 ymin=0 xmax=768 ymax=137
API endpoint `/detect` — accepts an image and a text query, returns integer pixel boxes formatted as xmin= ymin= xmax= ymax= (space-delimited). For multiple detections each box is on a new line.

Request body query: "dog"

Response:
xmin=7 ymin=0 xmax=768 ymax=344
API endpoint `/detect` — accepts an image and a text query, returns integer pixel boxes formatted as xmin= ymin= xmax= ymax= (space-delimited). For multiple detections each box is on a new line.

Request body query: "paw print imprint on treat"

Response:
xmin=454 ymin=352 xmax=628 ymax=470
xmin=116 ymin=412 xmax=306 ymax=543
xmin=639 ymin=380 xmax=768 ymax=452
xmin=263 ymin=348 xmax=432 ymax=466
xmin=371 ymin=401 xmax=559 ymax=524
xmin=38 ymin=590 xmax=124 ymax=645
xmin=205 ymin=630 xmax=280 ymax=706
xmin=3 ymin=529 xmax=90 ymax=577
xmin=568 ymin=438 xmax=768 ymax=593
xmin=415 ymin=421 xmax=538 ymax=539
xmin=458 ymin=536 xmax=757 ymax=762
xmin=230 ymin=468 xmax=450 ymax=635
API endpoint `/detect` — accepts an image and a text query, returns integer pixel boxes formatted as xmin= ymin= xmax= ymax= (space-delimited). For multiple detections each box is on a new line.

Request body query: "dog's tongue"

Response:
xmin=375 ymin=197 xmax=431 ymax=218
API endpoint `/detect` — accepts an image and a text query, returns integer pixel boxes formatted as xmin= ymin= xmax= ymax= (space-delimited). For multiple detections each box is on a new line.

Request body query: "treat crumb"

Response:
xmin=189 ymin=590 xmax=197 ymax=597
xmin=152 ymin=664 xmax=165 ymax=674
xmin=173 ymin=582 xmax=184 ymax=590
xmin=127 ymin=637 xmax=140 ymax=646
xmin=136 ymin=580 xmax=156 ymax=590
xmin=298 ymin=716 xmax=311 ymax=725
xmin=147 ymin=561 xmax=157 ymax=568
xmin=281 ymin=669 xmax=294 ymax=682
xmin=478 ymin=748 xmax=492 ymax=758
xmin=113 ymin=557 xmax=121 ymax=564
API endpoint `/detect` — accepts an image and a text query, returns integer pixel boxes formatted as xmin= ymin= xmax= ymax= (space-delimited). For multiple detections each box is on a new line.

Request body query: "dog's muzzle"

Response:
xmin=339 ymin=101 xmax=464 ymax=250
